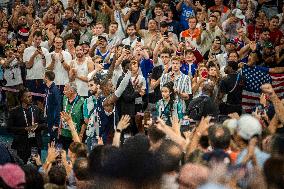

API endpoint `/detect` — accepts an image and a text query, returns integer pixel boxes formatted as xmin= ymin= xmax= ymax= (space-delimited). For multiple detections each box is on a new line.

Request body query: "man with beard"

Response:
xmin=61 ymin=18 xmax=81 ymax=46
xmin=122 ymin=24 xmax=144 ymax=48
xmin=83 ymin=75 xmax=101 ymax=151
xmin=90 ymin=36 xmax=110 ymax=62
xmin=79 ymin=17 xmax=92 ymax=45
xmin=69 ymin=45 xmax=94 ymax=97
xmin=47 ymin=36 xmax=72 ymax=93
xmin=7 ymin=88 xmax=46 ymax=163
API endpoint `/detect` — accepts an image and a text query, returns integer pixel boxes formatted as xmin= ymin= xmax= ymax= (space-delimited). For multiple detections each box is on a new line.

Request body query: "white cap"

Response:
xmin=232 ymin=9 xmax=245 ymax=20
xmin=237 ymin=114 xmax=262 ymax=140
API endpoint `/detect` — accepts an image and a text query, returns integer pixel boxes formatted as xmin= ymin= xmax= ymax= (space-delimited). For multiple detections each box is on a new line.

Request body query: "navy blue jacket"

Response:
xmin=45 ymin=82 xmax=62 ymax=127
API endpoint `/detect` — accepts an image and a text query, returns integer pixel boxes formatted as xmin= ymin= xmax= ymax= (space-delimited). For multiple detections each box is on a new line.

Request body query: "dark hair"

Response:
xmin=65 ymin=7 xmax=74 ymax=12
xmin=212 ymin=10 xmax=222 ymax=16
xmin=160 ymin=48 xmax=172 ymax=55
xmin=127 ymin=23 xmax=136 ymax=29
xmin=73 ymin=157 xmax=89 ymax=181
xmin=64 ymin=33 xmax=75 ymax=41
xmin=18 ymin=88 xmax=29 ymax=102
xmin=162 ymin=82 xmax=175 ymax=117
xmin=32 ymin=31 xmax=42 ymax=38
xmin=271 ymin=134 xmax=284 ymax=156
xmin=23 ymin=164 xmax=44 ymax=189
xmin=155 ymin=3 xmax=163 ymax=9
xmin=209 ymin=14 xmax=218 ymax=20
xmin=261 ymin=27 xmax=270 ymax=34
xmin=156 ymin=139 xmax=182 ymax=172
xmin=45 ymin=70 xmax=55 ymax=81
xmin=110 ymin=21 xmax=118 ymax=26
xmin=48 ymin=165 xmax=67 ymax=186
xmin=270 ymin=15 xmax=280 ymax=21
xmin=69 ymin=142 xmax=88 ymax=158
xmin=121 ymin=134 xmax=162 ymax=185
xmin=148 ymin=126 xmax=166 ymax=144
xmin=88 ymin=145 xmax=125 ymax=177
xmin=208 ymin=124 xmax=231 ymax=149
xmin=264 ymin=156 xmax=284 ymax=189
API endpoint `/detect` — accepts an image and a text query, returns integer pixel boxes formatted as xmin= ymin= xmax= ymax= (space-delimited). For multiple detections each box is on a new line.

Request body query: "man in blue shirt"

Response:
xmin=44 ymin=70 xmax=62 ymax=141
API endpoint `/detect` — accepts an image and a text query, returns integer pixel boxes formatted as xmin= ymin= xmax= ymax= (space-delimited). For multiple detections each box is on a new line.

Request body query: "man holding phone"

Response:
xmin=24 ymin=31 xmax=51 ymax=105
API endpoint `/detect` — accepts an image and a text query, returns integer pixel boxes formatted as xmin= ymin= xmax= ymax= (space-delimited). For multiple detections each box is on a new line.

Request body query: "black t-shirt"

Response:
xmin=150 ymin=65 xmax=163 ymax=103
xmin=219 ymin=72 xmax=245 ymax=105
xmin=0 ymin=45 xmax=4 ymax=57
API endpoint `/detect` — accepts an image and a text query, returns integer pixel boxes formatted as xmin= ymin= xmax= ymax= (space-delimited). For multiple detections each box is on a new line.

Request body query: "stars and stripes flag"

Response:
xmin=241 ymin=65 xmax=284 ymax=112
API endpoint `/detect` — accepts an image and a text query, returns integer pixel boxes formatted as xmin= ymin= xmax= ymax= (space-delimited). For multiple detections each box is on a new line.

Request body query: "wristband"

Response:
xmin=116 ymin=129 xmax=122 ymax=133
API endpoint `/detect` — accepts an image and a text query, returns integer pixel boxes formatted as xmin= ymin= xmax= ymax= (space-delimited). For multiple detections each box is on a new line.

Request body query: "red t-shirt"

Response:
xmin=247 ymin=25 xmax=262 ymax=41
xmin=269 ymin=29 xmax=283 ymax=45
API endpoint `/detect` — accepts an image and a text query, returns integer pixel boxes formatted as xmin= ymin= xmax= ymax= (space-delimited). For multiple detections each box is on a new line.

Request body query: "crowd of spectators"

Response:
xmin=0 ymin=0 xmax=284 ymax=189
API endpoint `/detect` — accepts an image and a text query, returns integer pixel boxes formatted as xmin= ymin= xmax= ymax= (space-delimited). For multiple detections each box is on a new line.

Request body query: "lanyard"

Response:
xmin=64 ymin=96 xmax=79 ymax=115
xmin=23 ymin=107 xmax=34 ymax=127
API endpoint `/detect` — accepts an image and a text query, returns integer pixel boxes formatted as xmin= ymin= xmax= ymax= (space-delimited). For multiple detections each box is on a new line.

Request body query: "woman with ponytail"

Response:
xmin=156 ymin=81 xmax=183 ymax=126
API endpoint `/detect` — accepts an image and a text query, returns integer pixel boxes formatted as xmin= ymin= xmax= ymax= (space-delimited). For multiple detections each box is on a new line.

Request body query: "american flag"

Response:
xmin=241 ymin=65 xmax=284 ymax=112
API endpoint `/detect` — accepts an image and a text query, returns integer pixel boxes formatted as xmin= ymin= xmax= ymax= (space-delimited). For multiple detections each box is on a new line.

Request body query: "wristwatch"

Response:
xmin=116 ymin=128 xmax=122 ymax=133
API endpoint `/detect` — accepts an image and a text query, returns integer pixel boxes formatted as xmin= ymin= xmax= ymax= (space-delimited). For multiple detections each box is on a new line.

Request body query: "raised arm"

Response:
xmin=261 ymin=84 xmax=284 ymax=124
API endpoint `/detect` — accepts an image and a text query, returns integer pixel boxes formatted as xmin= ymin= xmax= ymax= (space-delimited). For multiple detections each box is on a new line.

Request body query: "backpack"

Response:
xmin=188 ymin=96 xmax=209 ymax=120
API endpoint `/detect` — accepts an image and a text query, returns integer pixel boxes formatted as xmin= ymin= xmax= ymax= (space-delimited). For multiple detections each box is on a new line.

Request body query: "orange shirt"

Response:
xmin=180 ymin=28 xmax=201 ymax=39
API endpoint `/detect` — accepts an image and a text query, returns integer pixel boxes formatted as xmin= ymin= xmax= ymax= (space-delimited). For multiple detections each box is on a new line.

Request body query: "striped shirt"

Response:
xmin=160 ymin=72 xmax=192 ymax=112
xmin=160 ymin=71 xmax=192 ymax=95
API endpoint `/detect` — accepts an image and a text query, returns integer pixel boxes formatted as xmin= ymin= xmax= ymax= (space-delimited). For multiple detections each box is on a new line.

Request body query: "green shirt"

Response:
xmin=61 ymin=95 xmax=85 ymax=138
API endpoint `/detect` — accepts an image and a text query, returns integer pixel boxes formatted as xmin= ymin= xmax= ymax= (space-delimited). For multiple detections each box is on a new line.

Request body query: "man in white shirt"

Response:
xmin=69 ymin=45 xmax=94 ymax=97
xmin=122 ymin=24 xmax=144 ymax=49
xmin=107 ymin=21 xmax=122 ymax=49
xmin=46 ymin=36 xmax=72 ymax=93
xmin=23 ymin=31 xmax=51 ymax=104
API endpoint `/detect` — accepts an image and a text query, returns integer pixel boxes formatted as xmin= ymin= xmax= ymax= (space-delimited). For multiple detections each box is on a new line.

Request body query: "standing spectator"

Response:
xmin=208 ymin=0 xmax=231 ymax=23
xmin=180 ymin=17 xmax=201 ymax=49
xmin=60 ymin=82 xmax=85 ymax=151
xmin=176 ymin=0 xmax=196 ymax=31
xmin=188 ymin=82 xmax=219 ymax=120
xmin=47 ymin=36 xmax=72 ymax=93
xmin=107 ymin=22 xmax=122 ymax=49
xmin=151 ymin=48 xmax=172 ymax=104
xmin=0 ymin=27 xmax=8 ymax=57
xmin=219 ymin=61 xmax=244 ymax=115
xmin=161 ymin=56 xmax=192 ymax=112
xmin=44 ymin=70 xmax=62 ymax=141
xmin=7 ymin=89 xmax=46 ymax=163
xmin=235 ymin=115 xmax=270 ymax=169
xmin=268 ymin=16 xmax=283 ymax=46
xmin=83 ymin=76 xmax=100 ymax=151
xmin=90 ymin=22 xmax=108 ymax=48
xmin=164 ymin=9 xmax=181 ymax=37
xmin=247 ymin=15 xmax=264 ymax=41
xmin=64 ymin=34 xmax=76 ymax=59
xmin=23 ymin=31 xmax=51 ymax=106
xmin=69 ymin=45 xmax=94 ymax=97
xmin=196 ymin=14 xmax=223 ymax=55
xmin=156 ymin=82 xmax=183 ymax=126
xmin=122 ymin=24 xmax=144 ymax=48
xmin=222 ymin=9 xmax=246 ymax=39
xmin=2 ymin=45 xmax=23 ymax=110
